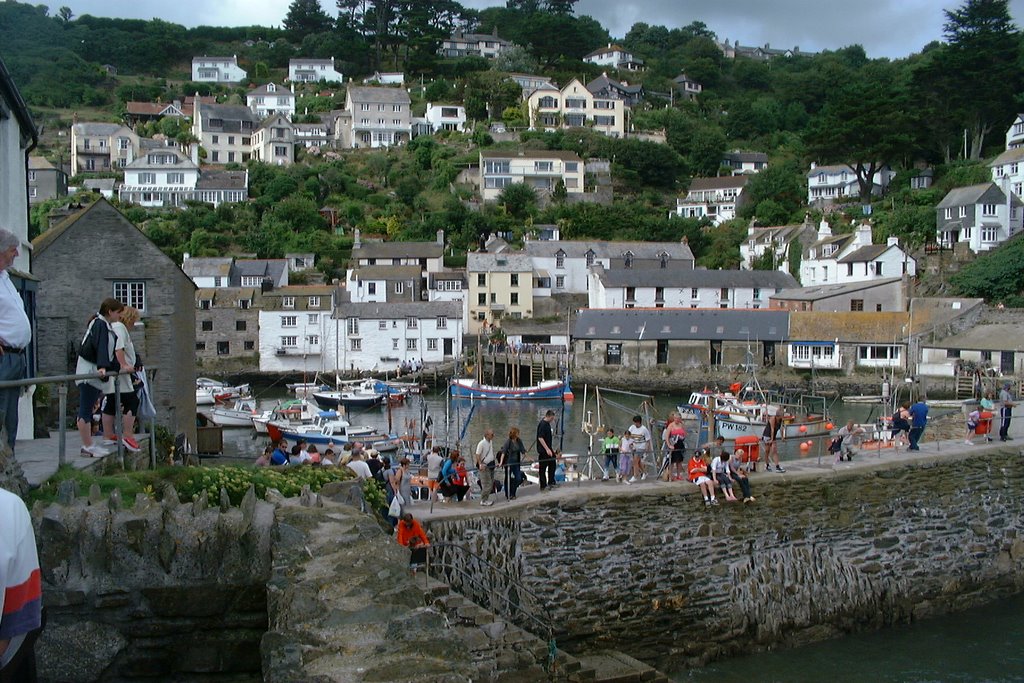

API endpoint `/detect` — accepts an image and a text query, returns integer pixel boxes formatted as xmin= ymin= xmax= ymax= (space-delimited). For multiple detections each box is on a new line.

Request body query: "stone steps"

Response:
xmin=575 ymin=650 xmax=670 ymax=683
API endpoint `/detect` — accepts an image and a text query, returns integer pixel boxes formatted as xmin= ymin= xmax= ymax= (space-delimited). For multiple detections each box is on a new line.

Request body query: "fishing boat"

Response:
xmin=206 ymin=398 xmax=261 ymax=428
xmin=449 ymin=378 xmax=573 ymax=400
xmin=714 ymin=410 xmax=832 ymax=440
xmin=286 ymin=381 xmax=331 ymax=397
xmin=196 ymin=377 xmax=251 ymax=406
xmin=269 ymin=411 xmax=401 ymax=451
xmin=253 ymin=398 xmax=320 ymax=434
xmin=312 ymin=380 xmax=386 ymax=410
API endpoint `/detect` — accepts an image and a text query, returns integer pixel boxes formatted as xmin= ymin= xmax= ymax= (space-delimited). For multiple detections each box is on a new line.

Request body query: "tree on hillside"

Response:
xmin=914 ymin=0 xmax=1020 ymax=160
xmin=544 ymin=0 xmax=579 ymax=14
xmin=284 ymin=0 xmax=333 ymax=37
xmin=804 ymin=62 xmax=913 ymax=204
xmin=58 ymin=6 xmax=73 ymax=23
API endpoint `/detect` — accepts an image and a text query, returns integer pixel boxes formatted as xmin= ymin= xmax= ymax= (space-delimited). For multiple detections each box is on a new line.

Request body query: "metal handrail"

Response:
xmin=0 ymin=368 xmax=157 ymax=469
xmin=425 ymin=541 xmax=557 ymax=670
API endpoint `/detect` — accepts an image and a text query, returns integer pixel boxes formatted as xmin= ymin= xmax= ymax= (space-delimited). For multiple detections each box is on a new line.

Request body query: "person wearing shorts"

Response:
xmin=664 ymin=412 xmax=688 ymax=481
xmin=688 ymin=449 xmax=717 ymax=506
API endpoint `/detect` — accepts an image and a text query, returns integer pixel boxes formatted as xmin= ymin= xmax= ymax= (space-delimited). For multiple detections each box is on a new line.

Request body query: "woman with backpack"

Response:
xmin=75 ymin=298 xmax=134 ymax=457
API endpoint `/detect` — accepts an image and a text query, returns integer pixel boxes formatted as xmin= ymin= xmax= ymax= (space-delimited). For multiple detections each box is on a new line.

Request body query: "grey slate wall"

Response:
xmin=33 ymin=200 xmax=197 ymax=442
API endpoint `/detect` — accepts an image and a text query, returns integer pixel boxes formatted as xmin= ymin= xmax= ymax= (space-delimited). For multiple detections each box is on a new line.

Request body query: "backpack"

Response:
xmin=78 ymin=318 xmax=102 ymax=363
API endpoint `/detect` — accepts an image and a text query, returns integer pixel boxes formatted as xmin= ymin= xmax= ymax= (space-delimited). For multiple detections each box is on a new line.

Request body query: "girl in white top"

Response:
xmin=102 ymin=306 xmax=140 ymax=451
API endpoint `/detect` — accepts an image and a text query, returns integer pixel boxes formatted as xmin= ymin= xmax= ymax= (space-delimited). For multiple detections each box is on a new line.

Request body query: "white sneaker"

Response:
xmin=602 ymin=474 xmax=609 ymax=481
xmin=965 ymin=440 xmax=974 ymax=445
xmin=640 ymin=472 xmax=648 ymax=480
xmin=628 ymin=476 xmax=638 ymax=483
xmin=84 ymin=443 xmax=109 ymax=457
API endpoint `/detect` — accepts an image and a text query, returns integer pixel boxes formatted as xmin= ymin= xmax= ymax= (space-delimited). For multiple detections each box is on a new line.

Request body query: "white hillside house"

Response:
xmin=247 ymin=83 xmax=295 ymax=120
xmin=192 ymin=56 xmax=247 ymax=83
xmin=807 ymin=163 xmax=895 ymax=205
xmin=288 ymin=58 xmax=344 ymax=83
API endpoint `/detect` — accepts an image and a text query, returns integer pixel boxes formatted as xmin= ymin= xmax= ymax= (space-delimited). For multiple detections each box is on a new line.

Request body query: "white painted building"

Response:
xmin=363 ymin=72 xmax=405 ymax=85
xmin=192 ymin=102 xmax=259 ymax=165
xmin=350 ymin=230 xmax=445 ymax=272
xmin=479 ymin=150 xmax=585 ymax=202
xmin=332 ymin=301 xmax=463 ymax=372
xmin=990 ymin=147 xmax=1024 ymax=201
xmin=936 ymin=182 xmax=1023 ymax=253
xmin=526 ymin=78 xmax=626 ymax=138
xmin=423 ymin=103 xmax=466 ymax=133
xmin=258 ymin=286 xmax=338 ymax=373
xmin=738 ymin=219 xmax=817 ymax=272
xmin=440 ymin=30 xmax=512 ymax=59
xmin=722 ymin=151 xmax=768 ymax=175
xmin=588 ymin=265 xmax=797 ymax=310
xmin=519 ymin=236 xmax=695 ymax=295
xmin=119 ymin=148 xmax=199 ymax=208
xmin=343 ymin=86 xmax=411 ymax=149
xmin=801 ymin=221 xmax=915 ymax=286
xmin=251 ymin=114 xmax=295 ymax=166
xmin=673 ymin=176 xmax=749 ymax=226
xmin=247 ymin=83 xmax=295 ymax=120
xmin=1005 ymin=114 xmax=1024 ymax=150
xmin=583 ymin=44 xmax=644 ymax=71
xmin=192 ymin=55 xmax=247 ymax=83
xmin=807 ymin=163 xmax=895 ymax=205
xmin=288 ymin=57 xmax=344 ymax=83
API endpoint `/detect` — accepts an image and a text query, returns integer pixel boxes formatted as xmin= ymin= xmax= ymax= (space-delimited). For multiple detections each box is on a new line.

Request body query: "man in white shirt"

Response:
xmin=475 ymin=429 xmax=496 ymax=506
xmin=0 ymin=487 xmax=42 ymax=677
xmin=0 ymin=229 xmax=31 ymax=452
xmin=346 ymin=452 xmax=373 ymax=480
xmin=626 ymin=415 xmax=652 ymax=482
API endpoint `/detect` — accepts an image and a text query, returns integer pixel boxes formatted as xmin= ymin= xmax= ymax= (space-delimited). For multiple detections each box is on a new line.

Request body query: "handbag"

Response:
xmin=387 ymin=495 xmax=402 ymax=518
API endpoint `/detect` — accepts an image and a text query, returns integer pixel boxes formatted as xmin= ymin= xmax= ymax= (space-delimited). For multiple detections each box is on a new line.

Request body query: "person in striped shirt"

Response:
xmin=1 ymin=487 xmax=42 ymax=680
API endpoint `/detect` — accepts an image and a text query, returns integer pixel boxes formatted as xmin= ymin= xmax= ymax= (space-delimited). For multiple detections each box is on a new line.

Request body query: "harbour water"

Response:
xmin=675 ymin=591 xmax=1024 ymax=682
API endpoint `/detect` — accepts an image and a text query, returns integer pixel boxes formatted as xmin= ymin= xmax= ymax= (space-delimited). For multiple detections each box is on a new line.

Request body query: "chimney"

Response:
xmin=855 ymin=221 xmax=873 ymax=246
xmin=189 ymin=143 xmax=199 ymax=166
xmin=817 ymin=219 xmax=832 ymax=239
xmin=887 ymin=236 xmax=900 ymax=247
xmin=353 ymin=228 xmax=361 ymax=249
xmin=436 ymin=229 xmax=445 ymax=246
xmin=183 ymin=252 xmax=190 ymax=261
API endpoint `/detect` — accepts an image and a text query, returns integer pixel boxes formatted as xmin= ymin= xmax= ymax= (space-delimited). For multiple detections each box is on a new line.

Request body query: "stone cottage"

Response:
xmin=32 ymin=199 xmax=197 ymax=442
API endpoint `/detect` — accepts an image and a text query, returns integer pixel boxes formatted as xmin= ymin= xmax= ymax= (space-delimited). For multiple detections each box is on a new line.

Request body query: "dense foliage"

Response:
xmin=4 ymin=0 xmax=1023 ymax=296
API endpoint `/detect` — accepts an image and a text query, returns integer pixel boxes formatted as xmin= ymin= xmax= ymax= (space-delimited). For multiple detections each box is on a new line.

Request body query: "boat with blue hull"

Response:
xmin=450 ymin=378 xmax=573 ymax=400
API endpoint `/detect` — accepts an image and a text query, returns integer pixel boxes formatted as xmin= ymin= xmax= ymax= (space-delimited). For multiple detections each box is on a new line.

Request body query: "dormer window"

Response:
xmin=555 ymin=250 xmax=566 ymax=268
xmin=623 ymin=251 xmax=633 ymax=268
xmin=585 ymin=250 xmax=596 ymax=266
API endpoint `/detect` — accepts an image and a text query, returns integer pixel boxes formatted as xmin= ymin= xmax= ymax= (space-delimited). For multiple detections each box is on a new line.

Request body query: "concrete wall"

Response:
xmin=425 ymin=449 xmax=1024 ymax=671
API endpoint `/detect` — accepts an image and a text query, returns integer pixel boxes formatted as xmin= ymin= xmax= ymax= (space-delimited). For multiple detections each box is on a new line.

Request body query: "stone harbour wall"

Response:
xmin=425 ymin=449 xmax=1024 ymax=671
xmin=33 ymin=485 xmax=275 ymax=682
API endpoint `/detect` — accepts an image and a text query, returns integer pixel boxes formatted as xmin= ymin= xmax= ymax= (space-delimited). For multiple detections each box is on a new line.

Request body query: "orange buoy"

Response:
xmin=826 ymin=422 xmax=834 ymax=430
xmin=800 ymin=441 xmax=811 ymax=451
xmin=798 ymin=425 xmax=808 ymax=433
xmin=563 ymin=391 xmax=574 ymax=401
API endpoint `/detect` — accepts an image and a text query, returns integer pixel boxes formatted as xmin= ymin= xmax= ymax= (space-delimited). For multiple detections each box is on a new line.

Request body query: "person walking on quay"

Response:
xmin=0 ymin=487 xmax=43 ymax=681
xmin=980 ymin=391 xmax=996 ymax=443
xmin=998 ymin=382 xmax=1016 ymax=442
xmin=499 ymin=427 xmax=526 ymax=500
xmin=601 ymin=428 xmax=619 ymax=481
xmin=475 ymin=428 xmax=497 ymax=506
xmin=626 ymin=415 xmax=652 ymax=483
xmin=537 ymin=410 xmax=557 ymax=491
xmin=395 ymin=512 xmax=430 ymax=568
xmin=908 ymin=398 xmax=929 ymax=451
xmin=101 ymin=306 xmax=141 ymax=452
xmin=762 ymin=410 xmax=784 ymax=473
xmin=0 ymin=229 xmax=30 ymax=452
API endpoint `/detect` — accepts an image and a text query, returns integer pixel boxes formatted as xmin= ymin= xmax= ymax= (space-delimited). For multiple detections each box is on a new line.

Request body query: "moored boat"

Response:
xmin=270 ymin=411 xmax=401 ymax=451
xmin=450 ymin=378 xmax=573 ymax=400
xmin=207 ymin=398 xmax=260 ymax=428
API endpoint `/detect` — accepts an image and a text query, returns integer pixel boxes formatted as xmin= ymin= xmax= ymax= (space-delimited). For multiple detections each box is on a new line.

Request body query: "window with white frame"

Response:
xmin=982 ymin=226 xmax=999 ymax=242
xmin=407 ymin=338 xmax=417 ymax=351
xmin=858 ymin=345 xmax=901 ymax=361
xmin=436 ymin=316 xmax=448 ymax=329
xmin=308 ymin=296 xmax=320 ymax=307
xmin=347 ymin=318 xmax=359 ymax=335
xmin=281 ymin=315 xmax=297 ymax=327
xmin=407 ymin=317 xmax=418 ymax=329
xmin=350 ymin=338 xmax=362 ymax=351
xmin=427 ymin=338 xmax=438 ymax=351
xmin=113 ymin=281 xmax=146 ymax=310
xmin=791 ymin=344 xmax=836 ymax=363
xmin=308 ymin=313 xmax=319 ymax=324
xmin=379 ymin=320 xmax=388 ymax=330
xmin=982 ymin=203 xmax=997 ymax=216
xmin=282 ymin=296 xmax=295 ymax=309
xmin=958 ymin=206 xmax=967 ymax=218
xmin=307 ymin=335 xmax=320 ymax=346
xmin=944 ymin=207 xmax=953 ymax=220
xmin=392 ymin=338 xmax=399 ymax=350
xmin=139 ymin=172 xmax=156 ymax=185
xmin=281 ymin=336 xmax=297 ymax=347
xmin=395 ymin=281 xmax=404 ymax=294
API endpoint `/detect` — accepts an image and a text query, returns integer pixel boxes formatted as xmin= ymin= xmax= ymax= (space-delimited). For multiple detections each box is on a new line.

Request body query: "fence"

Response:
xmin=0 ymin=368 xmax=157 ymax=469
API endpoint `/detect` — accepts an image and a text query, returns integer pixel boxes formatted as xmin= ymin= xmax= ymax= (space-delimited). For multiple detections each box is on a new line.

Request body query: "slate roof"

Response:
xmin=82 ymin=179 xmax=116 ymax=193
xmin=198 ymin=103 xmax=260 ymax=131
xmin=480 ymin=149 xmax=583 ymax=161
xmin=586 ymin=75 xmax=643 ymax=96
xmin=353 ymin=240 xmax=443 ymax=259
xmin=124 ymin=149 xmax=195 ymax=170
xmin=28 ymin=156 xmax=57 ymax=171
xmin=332 ymin=300 xmax=461 ymax=320
xmin=836 ymin=245 xmax=894 ymax=263
xmin=72 ymin=122 xmax=124 ymax=136
xmin=196 ymin=287 xmax=258 ymax=306
xmin=182 ymin=257 xmax=232 ymax=279
xmin=925 ymin=324 xmax=1024 ymax=351
xmin=685 ymin=176 xmax=750 ymax=192
xmin=521 ymin=239 xmax=695 ymax=262
xmin=574 ymin=308 xmax=789 ymax=342
xmin=197 ymin=170 xmax=248 ymax=190
xmin=991 ymin=148 xmax=1024 ymax=166
xmin=584 ymin=44 xmax=630 ymax=59
xmin=723 ymin=151 xmax=768 ymax=163
xmin=125 ymin=102 xmax=185 ymax=116
xmin=467 ymin=252 xmax=533 ymax=272
xmin=248 ymin=83 xmax=293 ymax=97
xmin=788 ymin=311 xmax=910 ymax=343
xmin=770 ymin=278 xmax=903 ymax=302
xmin=346 ymin=86 xmax=411 ymax=104
xmin=592 ymin=265 xmax=797 ymax=290
xmin=231 ymin=259 xmax=287 ymax=286
xmin=937 ymin=183 xmax=1021 ymax=208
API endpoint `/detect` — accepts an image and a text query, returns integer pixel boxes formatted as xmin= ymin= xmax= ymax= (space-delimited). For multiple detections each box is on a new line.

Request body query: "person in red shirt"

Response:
xmin=396 ymin=513 xmax=430 ymax=566
xmin=688 ymin=448 xmax=717 ymax=507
